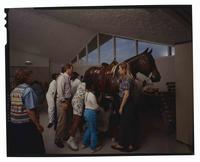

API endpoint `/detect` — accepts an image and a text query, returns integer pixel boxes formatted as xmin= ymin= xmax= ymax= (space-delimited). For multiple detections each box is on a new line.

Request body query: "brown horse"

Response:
xmin=83 ymin=48 xmax=161 ymax=96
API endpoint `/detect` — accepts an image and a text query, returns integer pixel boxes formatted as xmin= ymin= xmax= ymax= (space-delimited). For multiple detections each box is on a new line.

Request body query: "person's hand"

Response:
xmin=119 ymin=107 xmax=123 ymax=115
xmin=37 ymin=124 xmax=44 ymax=133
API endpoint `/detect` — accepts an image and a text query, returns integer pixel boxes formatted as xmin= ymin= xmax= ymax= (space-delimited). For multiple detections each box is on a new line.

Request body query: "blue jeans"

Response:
xmin=82 ymin=109 xmax=98 ymax=150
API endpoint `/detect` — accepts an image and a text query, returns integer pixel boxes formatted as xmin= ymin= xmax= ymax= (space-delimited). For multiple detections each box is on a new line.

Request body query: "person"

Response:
xmin=81 ymin=80 xmax=102 ymax=153
xmin=31 ymin=80 xmax=45 ymax=106
xmin=111 ymin=62 xmax=138 ymax=152
xmin=8 ymin=69 xmax=45 ymax=156
xmin=46 ymin=73 xmax=58 ymax=128
xmin=66 ymin=81 xmax=86 ymax=151
xmin=54 ymin=64 xmax=73 ymax=148
xmin=53 ymin=66 xmax=66 ymax=130
xmin=97 ymin=95 xmax=112 ymax=146
xmin=70 ymin=72 xmax=81 ymax=96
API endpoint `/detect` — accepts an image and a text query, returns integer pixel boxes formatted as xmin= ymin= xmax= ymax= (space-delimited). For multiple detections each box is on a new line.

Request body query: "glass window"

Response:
xmin=79 ymin=48 xmax=87 ymax=64
xmin=116 ymin=37 xmax=136 ymax=63
xmin=138 ymin=41 xmax=169 ymax=58
xmin=99 ymin=34 xmax=114 ymax=64
xmin=171 ymin=46 xmax=175 ymax=56
xmin=88 ymin=36 xmax=98 ymax=65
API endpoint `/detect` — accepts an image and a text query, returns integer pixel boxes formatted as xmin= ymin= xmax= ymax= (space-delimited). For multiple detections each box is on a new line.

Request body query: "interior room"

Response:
xmin=6 ymin=6 xmax=193 ymax=156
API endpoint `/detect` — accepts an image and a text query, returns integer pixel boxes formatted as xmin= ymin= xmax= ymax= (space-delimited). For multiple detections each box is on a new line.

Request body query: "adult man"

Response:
xmin=55 ymin=64 xmax=73 ymax=148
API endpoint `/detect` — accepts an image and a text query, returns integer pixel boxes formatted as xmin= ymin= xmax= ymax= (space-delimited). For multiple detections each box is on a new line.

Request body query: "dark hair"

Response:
xmin=101 ymin=62 xmax=109 ymax=67
xmin=14 ymin=69 xmax=32 ymax=85
xmin=71 ymin=72 xmax=79 ymax=81
xmin=80 ymin=75 xmax=84 ymax=81
xmin=52 ymin=73 xmax=58 ymax=80
xmin=85 ymin=79 xmax=95 ymax=91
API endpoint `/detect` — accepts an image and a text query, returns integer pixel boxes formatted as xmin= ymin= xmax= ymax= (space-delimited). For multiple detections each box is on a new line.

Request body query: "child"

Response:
xmin=82 ymin=80 xmax=102 ymax=153
xmin=67 ymin=81 xmax=86 ymax=151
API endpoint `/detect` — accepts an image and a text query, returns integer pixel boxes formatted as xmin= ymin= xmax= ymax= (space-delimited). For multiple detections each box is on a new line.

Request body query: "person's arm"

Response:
xmin=23 ymin=87 xmax=44 ymax=133
xmin=119 ymin=90 xmax=129 ymax=114
xmin=27 ymin=109 xmax=44 ymax=133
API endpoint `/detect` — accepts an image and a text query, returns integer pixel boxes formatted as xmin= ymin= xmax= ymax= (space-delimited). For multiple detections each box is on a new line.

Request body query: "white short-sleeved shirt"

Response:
xmin=84 ymin=91 xmax=99 ymax=111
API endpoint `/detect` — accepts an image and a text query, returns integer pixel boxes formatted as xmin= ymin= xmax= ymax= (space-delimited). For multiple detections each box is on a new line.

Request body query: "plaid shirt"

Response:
xmin=119 ymin=76 xmax=132 ymax=98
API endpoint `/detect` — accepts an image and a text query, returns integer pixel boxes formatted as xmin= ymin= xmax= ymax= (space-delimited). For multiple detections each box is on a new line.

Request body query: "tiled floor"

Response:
xmin=39 ymin=108 xmax=193 ymax=156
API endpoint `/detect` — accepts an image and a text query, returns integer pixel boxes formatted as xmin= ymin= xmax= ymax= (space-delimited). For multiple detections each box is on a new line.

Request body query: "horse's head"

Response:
xmin=128 ymin=48 xmax=161 ymax=82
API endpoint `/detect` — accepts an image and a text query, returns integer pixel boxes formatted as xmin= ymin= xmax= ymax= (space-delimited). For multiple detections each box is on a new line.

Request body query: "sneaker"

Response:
xmin=81 ymin=144 xmax=88 ymax=149
xmin=111 ymin=143 xmax=124 ymax=151
xmin=67 ymin=136 xmax=78 ymax=151
xmin=91 ymin=145 xmax=102 ymax=153
xmin=55 ymin=141 xmax=64 ymax=148
xmin=47 ymin=123 xmax=53 ymax=128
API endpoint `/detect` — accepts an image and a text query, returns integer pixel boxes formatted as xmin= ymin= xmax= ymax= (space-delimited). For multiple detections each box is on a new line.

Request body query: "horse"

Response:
xmin=83 ymin=48 xmax=161 ymax=144
xmin=83 ymin=48 xmax=161 ymax=96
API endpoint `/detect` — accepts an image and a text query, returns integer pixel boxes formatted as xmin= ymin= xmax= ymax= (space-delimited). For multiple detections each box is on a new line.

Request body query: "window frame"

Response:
xmin=72 ymin=32 xmax=175 ymax=64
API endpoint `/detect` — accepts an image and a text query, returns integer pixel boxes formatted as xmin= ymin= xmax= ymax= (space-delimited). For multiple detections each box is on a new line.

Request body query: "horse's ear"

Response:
xmin=148 ymin=48 xmax=152 ymax=54
xmin=143 ymin=48 xmax=149 ymax=54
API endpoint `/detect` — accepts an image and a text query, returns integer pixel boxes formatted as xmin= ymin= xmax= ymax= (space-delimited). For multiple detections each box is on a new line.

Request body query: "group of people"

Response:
xmin=45 ymin=63 xmax=143 ymax=153
xmin=9 ymin=62 xmax=153 ymax=155
xmin=46 ymin=64 xmax=103 ymax=152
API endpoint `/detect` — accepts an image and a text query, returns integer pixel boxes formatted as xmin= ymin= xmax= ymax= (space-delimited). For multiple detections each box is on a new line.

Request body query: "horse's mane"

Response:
xmin=124 ymin=48 xmax=152 ymax=63
xmin=111 ymin=48 xmax=155 ymax=79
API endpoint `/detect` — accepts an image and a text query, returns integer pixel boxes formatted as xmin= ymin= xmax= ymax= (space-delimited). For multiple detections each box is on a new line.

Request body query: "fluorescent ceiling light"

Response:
xmin=25 ymin=60 xmax=32 ymax=65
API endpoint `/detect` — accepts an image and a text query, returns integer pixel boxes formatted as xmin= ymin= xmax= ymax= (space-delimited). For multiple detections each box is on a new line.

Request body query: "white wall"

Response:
xmin=48 ymin=63 xmax=94 ymax=79
xmin=10 ymin=50 xmax=49 ymax=67
xmin=175 ymin=42 xmax=193 ymax=146
xmin=154 ymin=56 xmax=175 ymax=91
xmin=73 ymin=64 xmax=100 ymax=76
xmin=49 ymin=62 xmax=63 ymax=75
xmin=10 ymin=50 xmax=50 ymax=84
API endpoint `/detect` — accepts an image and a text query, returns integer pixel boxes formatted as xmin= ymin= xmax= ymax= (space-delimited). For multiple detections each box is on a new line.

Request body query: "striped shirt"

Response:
xmin=10 ymin=83 xmax=38 ymax=124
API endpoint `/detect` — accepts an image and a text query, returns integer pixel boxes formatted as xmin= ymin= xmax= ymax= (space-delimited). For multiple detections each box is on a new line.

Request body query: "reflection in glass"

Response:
xmin=171 ymin=46 xmax=175 ymax=56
